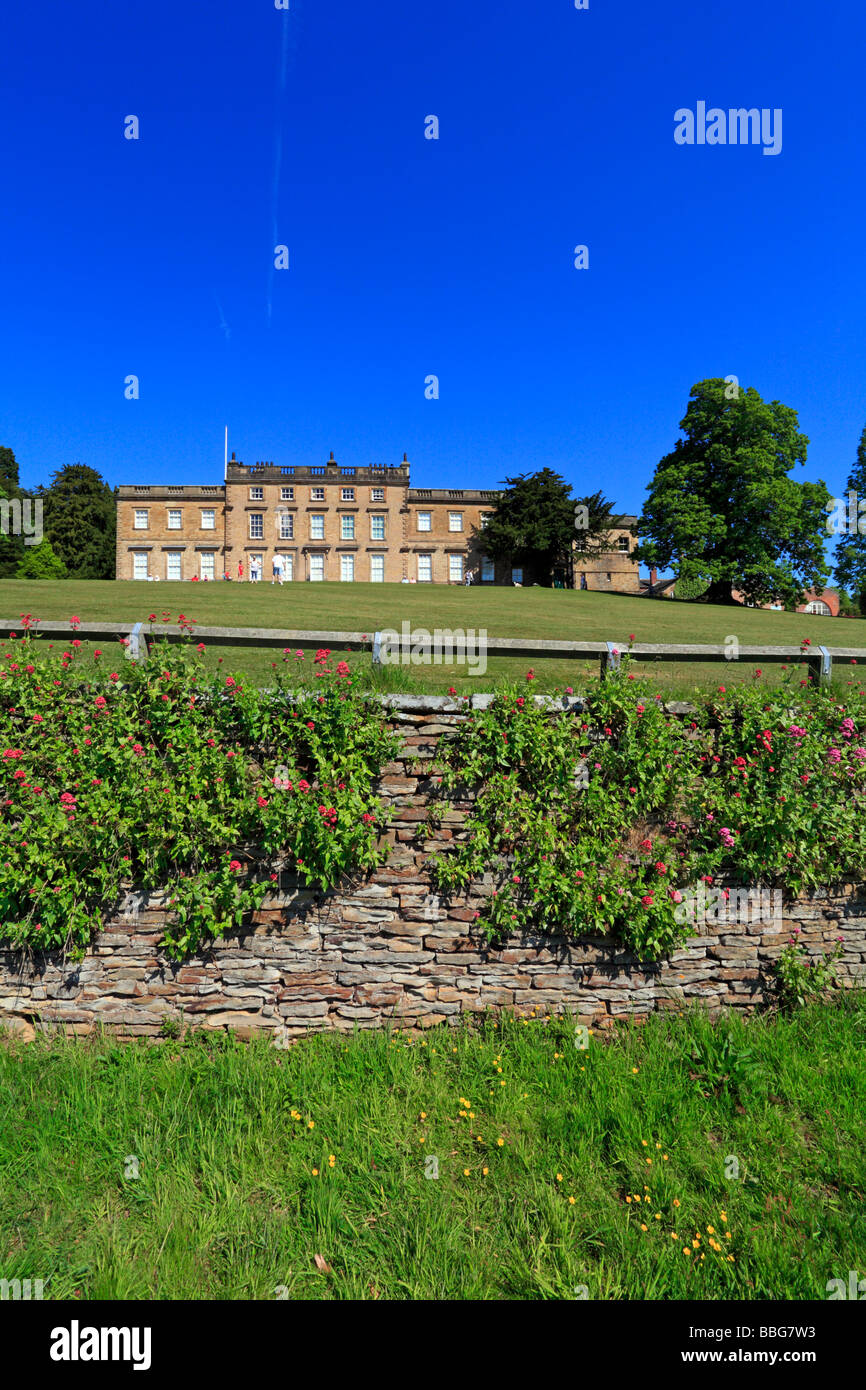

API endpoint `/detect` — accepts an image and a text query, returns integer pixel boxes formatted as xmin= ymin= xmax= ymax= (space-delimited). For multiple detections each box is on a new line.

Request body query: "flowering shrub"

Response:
xmin=0 ymin=623 xmax=397 ymax=959
xmin=429 ymin=661 xmax=866 ymax=960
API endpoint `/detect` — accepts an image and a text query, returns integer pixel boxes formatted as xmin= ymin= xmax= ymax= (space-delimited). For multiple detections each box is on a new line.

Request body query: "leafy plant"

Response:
xmin=771 ymin=936 xmax=844 ymax=1011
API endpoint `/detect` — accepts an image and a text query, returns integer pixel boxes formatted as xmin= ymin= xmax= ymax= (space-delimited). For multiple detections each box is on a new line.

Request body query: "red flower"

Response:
xmin=228 ymin=860 xmax=242 ymax=872
xmin=641 ymin=894 xmax=654 ymax=908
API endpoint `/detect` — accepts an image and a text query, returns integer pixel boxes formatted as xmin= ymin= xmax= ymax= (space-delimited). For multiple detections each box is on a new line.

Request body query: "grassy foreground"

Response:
xmin=1 ymin=579 xmax=861 ymax=694
xmin=1 ymin=1002 xmax=864 ymax=1300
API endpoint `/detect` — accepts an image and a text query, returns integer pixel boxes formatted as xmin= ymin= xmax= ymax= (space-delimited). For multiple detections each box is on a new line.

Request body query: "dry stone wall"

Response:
xmin=1 ymin=697 xmax=864 ymax=1040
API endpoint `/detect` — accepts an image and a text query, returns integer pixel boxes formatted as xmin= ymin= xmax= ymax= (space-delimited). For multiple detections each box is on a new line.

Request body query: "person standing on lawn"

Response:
xmin=272 ymin=553 xmax=284 ymax=584
xmin=237 ymin=559 xmax=244 ymax=581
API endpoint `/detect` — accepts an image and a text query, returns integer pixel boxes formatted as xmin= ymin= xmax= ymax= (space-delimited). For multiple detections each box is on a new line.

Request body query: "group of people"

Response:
xmin=227 ymin=557 xmax=287 ymax=584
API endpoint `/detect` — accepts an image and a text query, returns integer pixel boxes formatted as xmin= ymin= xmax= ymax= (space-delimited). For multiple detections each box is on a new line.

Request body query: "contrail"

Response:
xmin=214 ymin=294 xmax=231 ymax=342
xmin=267 ymin=10 xmax=295 ymax=323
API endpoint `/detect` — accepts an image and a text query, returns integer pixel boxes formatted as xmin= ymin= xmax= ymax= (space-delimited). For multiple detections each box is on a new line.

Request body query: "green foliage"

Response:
xmin=0 ymin=629 xmax=397 ymax=958
xmin=772 ymin=936 xmax=844 ymax=1011
xmin=38 ymin=463 xmax=116 ymax=579
xmin=15 ymin=537 xmax=67 ymax=579
xmin=634 ymin=379 xmax=831 ymax=608
xmin=833 ymin=424 xmax=866 ymax=603
xmin=429 ymin=657 xmax=866 ymax=959
xmin=686 ymin=1024 xmax=767 ymax=1101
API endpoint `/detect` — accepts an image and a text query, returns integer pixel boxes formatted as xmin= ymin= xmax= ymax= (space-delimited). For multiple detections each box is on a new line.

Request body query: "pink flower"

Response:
xmin=32 ymin=713 xmax=43 ymax=723
xmin=228 ymin=859 xmax=242 ymax=872
xmin=94 ymin=695 xmax=107 ymax=708
xmin=641 ymin=894 xmax=654 ymax=908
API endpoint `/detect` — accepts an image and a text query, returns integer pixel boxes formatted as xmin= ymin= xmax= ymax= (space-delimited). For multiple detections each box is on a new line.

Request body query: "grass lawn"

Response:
xmin=0 ymin=580 xmax=863 ymax=694
xmin=1 ymin=1002 xmax=864 ymax=1300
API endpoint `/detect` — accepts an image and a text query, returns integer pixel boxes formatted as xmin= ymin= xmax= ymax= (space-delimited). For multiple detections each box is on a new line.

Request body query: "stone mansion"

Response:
xmin=115 ymin=453 xmax=641 ymax=589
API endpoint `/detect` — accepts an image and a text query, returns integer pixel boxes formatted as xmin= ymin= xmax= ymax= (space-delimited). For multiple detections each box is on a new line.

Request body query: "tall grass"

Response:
xmin=1 ymin=1001 xmax=863 ymax=1300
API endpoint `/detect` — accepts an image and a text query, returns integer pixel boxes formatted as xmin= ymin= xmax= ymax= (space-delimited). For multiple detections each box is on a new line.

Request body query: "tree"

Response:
xmin=38 ymin=464 xmax=116 ymax=579
xmin=633 ymin=379 xmax=831 ymax=607
xmin=0 ymin=446 xmax=19 ymax=495
xmin=479 ymin=469 xmax=619 ymax=586
xmin=16 ymin=538 xmax=67 ymax=579
xmin=833 ymin=424 xmax=866 ymax=610
xmin=0 ymin=446 xmax=27 ymax=578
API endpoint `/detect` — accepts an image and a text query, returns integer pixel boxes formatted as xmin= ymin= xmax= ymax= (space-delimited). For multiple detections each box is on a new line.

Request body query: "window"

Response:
xmin=200 ymin=553 xmax=215 ymax=580
xmin=310 ymin=487 xmax=325 ymax=501
xmin=417 ymin=512 xmax=431 ymax=532
xmin=618 ymin=536 xmax=630 ymax=552
xmin=132 ymin=551 xmax=149 ymax=580
xmin=481 ymin=557 xmax=495 ymax=582
xmin=133 ymin=510 xmax=149 ymax=530
xmin=804 ymin=599 xmax=831 ymax=615
xmin=167 ymin=509 xmax=182 ymax=530
xmin=370 ymin=514 xmax=386 ymax=541
xmin=310 ymin=514 xmax=325 ymax=540
xmin=448 ymin=512 xmax=463 ymax=532
xmin=340 ymin=554 xmax=355 ymax=582
xmin=417 ymin=554 xmax=432 ymax=582
xmin=249 ymin=513 xmax=264 ymax=539
xmin=480 ymin=513 xmax=491 ymax=529
xmin=309 ymin=555 xmax=324 ymax=581
xmin=166 ymin=552 xmax=182 ymax=581
xmin=371 ymin=487 xmax=385 ymax=502
xmin=341 ymin=515 xmax=355 ymax=541
xmin=449 ymin=554 xmax=464 ymax=582
xmin=370 ymin=555 xmax=385 ymax=582
xmin=341 ymin=487 xmax=355 ymax=501
xmin=201 ymin=509 xmax=215 ymax=530
xmin=278 ymin=513 xmax=294 ymax=540
xmin=281 ymin=554 xmax=294 ymax=581
xmin=511 ymin=567 xmax=523 ymax=585
xmin=280 ymin=487 xmax=294 ymax=501
xmin=249 ymin=487 xmax=263 ymax=501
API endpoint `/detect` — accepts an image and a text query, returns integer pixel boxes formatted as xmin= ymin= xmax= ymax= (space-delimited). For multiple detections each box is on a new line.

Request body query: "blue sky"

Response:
xmin=1 ymin=0 xmax=864 ymax=545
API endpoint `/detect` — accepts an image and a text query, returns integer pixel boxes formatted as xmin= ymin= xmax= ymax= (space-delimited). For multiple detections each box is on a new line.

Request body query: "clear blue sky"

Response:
xmin=1 ymin=0 xmax=864 ymax=539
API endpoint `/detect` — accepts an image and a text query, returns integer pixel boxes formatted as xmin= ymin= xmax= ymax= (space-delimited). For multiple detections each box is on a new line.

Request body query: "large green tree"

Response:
xmin=633 ymin=379 xmax=830 ymax=607
xmin=38 ymin=463 xmax=116 ymax=579
xmin=479 ymin=469 xmax=619 ymax=586
xmin=833 ymin=424 xmax=866 ymax=614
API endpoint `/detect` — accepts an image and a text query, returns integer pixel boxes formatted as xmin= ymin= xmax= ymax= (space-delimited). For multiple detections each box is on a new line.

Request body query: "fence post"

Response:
xmin=125 ymin=622 xmax=149 ymax=663
xmin=809 ymin=645 xmax=832 ymax=687
xmin=600 ymin=641 xmax=622 ymax=680
xmin=372 ymin=632 xmax=382 ymax=666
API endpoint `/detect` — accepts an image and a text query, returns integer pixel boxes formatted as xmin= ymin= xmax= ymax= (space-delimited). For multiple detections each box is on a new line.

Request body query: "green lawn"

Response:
xmin=0 ymin=579 xmax=862 ymax=695
xmin=1 ymin=1003 xmax=863 ymax=1300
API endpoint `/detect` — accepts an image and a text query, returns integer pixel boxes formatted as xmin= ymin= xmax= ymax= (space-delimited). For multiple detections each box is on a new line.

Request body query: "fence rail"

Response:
xmin=0 ymin=618 xmax=863 ymax=685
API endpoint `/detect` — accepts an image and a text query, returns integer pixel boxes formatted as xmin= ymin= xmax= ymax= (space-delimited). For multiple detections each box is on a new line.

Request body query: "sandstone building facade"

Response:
xmin=116 ymin=453 xmax=641 ymax=588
